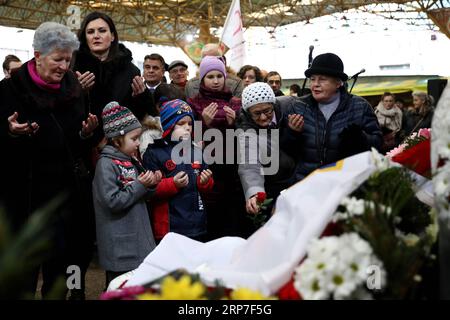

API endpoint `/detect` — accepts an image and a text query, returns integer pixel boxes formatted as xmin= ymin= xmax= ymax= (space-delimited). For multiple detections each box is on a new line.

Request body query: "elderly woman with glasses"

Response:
xmin=0 ymin=22 xmax=98 ymax=299
xmin=236 ymin=82 xmax=296 ymax=216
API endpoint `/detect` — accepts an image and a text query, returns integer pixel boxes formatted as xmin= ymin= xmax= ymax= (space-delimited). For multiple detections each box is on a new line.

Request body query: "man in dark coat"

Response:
xmin=281 ymin=53 xmax=382 ymax=182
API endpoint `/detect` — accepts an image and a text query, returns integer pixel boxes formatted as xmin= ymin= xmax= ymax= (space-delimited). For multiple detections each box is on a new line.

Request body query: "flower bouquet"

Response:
xmin=100 ymin=269 xmax=275 ymax=300
xmin=386 ymin=128 xmax=431 ymax=178
xmin=287 ymin=152 xmax=437 ymax=300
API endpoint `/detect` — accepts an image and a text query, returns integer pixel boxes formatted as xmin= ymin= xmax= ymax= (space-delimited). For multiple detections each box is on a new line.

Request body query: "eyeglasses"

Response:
xmin=251 ymin=107 xmax=274 ymax=119
xmin=268 ymin=80 xmax=281 ymax=85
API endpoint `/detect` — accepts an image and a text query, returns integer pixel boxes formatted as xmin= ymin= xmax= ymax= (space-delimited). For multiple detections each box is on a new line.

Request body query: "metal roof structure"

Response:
xmin=0 ymin=0 xmax=448 ymax=48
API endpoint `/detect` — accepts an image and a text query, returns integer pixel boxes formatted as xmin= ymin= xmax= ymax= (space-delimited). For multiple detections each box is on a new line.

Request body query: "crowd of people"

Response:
xmin=0 ymin=11 xmax=437 ymax=300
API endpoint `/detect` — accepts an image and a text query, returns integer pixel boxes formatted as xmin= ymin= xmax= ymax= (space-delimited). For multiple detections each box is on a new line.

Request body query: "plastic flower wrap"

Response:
xmin=387 ymin=128 xmax=431 ymax=178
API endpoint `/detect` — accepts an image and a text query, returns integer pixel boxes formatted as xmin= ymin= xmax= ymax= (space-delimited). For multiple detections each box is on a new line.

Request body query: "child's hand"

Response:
xmin=199 ymin=169 xmax=212 ymax=185
xmin=174 ymin=171 xmax=189 ymax=188
xmin=154 ymin=170 xmax=163 ymax=182
xmin=138 ymin=170 xmax=159 ymax=188
xmin=223 ymin=106 xmax=236 ymax=126
xmin=202 ymin=103 xmax=218 ymax=127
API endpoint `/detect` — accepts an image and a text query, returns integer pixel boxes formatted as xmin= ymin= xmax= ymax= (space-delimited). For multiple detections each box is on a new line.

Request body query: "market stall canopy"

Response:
xmin=0 ymin=0 xmax=448 ymax=47
xmin=351 ymin=75 xmax=449 ymax=96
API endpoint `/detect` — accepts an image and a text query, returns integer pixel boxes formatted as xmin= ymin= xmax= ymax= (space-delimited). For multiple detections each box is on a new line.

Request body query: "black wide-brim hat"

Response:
xmin=304 ymin=53 xmax=348 ymax=81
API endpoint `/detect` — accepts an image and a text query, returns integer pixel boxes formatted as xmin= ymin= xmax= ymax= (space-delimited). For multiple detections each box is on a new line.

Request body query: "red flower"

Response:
xmin=256 ymin=192 xmax=267 ymax=203
xmin=277 ymin=278 xmax=302 ymax=300
xmin=165 ymin=159 xmax=176 ymax=171
xmin=191 ymin=161 xmax=202 ymax=170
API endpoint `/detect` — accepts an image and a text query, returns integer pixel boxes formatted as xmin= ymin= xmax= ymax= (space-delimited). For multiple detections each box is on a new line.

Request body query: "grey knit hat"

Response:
xmin=242 ymin=82 xmax=276 ymax=111
xmin=102 ymin=101 xmax=142 ymax=138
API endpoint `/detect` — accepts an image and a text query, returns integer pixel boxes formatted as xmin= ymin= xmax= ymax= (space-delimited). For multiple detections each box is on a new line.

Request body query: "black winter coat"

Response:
xmin=71 ymin=43 xmax=156 ymax=144
xmin=0 ymin=60 xmax=91 ymax=230
xmin=281 ymin=91 xmax=382 ymax=182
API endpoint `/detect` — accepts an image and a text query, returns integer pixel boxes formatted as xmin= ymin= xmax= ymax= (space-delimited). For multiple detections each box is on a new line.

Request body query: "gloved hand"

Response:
xmin=339 ymin=123 xmax=369 ymax=158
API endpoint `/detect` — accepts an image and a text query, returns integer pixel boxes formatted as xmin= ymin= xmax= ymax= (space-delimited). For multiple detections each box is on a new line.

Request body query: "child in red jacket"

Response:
xmin=143 ymin=99 xmax=214 ymax=242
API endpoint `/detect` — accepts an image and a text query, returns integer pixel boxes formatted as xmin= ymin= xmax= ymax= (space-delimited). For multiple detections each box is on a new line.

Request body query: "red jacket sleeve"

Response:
xmin=197 ymin=175 xmax=214 ymax=192
xmin=155 ymin=177 xmax=179 ymax=199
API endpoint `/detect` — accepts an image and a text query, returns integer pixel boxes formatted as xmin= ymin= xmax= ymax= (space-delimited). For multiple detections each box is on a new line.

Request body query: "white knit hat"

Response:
xmin=242 ymin=82 xmax=276 ymax=111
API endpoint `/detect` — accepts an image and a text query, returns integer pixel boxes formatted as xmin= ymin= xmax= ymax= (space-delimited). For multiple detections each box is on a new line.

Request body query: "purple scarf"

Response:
xmin=27 ymin=60 xmax=61 ymax=92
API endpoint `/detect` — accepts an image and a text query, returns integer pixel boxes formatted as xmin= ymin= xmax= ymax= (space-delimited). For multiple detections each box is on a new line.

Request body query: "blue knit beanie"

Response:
xmin=159 ymin=99 xmax=194 ymax=138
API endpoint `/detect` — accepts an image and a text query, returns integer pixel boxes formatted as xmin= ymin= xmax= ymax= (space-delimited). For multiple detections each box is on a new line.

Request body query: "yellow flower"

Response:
xmin=230 ymin=287 xmax=276 ymax=300
xmin=137 ymin=292 xmax=161 ymax=300
xmin=159 ymin=275 xmax=206 ymax=300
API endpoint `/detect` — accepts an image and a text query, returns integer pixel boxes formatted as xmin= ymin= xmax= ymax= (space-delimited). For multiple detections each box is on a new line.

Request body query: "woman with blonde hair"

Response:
xmin=400 ymin=91 xmax=434 ymax=140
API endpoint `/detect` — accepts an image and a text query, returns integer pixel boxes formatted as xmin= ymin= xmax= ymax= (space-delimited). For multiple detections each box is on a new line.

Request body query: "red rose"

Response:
xmin=165 ymin=159 xmax=176 ymax=171
xmin=256 ymin=192 xmax=266 ymax=203
xmin=191 ymin=161 xmax=202 ymax=170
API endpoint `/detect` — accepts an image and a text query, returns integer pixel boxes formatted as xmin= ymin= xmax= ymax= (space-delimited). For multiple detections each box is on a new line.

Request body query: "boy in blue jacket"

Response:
xmin=143 ymin=99 xmax=213 ymax=242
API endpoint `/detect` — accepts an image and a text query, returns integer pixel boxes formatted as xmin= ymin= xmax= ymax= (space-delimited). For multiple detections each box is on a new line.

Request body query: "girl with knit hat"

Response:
xmin=188 ymin=56 xmax=241 ymax=131
xmin=92 ymin=102 xmax=161 ymax=288
xmin=143 ymin=99 xmax=214 ymax=243
xmin=187 ymin=56 xmax=250 ymax=240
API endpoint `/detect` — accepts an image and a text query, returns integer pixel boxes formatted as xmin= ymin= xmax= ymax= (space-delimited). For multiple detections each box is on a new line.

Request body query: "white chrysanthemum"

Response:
xmin=294 ymin=262 xmax=330 ymax=300
xmin=294 ymin=233 xmax=385 ymax=300
xmin=329 ymin=269 xmax=359 ymax=300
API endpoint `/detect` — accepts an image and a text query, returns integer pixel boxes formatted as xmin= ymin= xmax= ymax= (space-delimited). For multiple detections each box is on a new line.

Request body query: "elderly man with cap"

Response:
xmin=168 ymin=60 xmax=189 ymax=91
xmin=280 ymin=52 xmax=382 ymax=182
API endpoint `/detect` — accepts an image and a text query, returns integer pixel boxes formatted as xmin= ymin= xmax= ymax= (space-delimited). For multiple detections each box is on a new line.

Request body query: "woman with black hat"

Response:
xmin=281 ymin=52 xmax=382 ymax=182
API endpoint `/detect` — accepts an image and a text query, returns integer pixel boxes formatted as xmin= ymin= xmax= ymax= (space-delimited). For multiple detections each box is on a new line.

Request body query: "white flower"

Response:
xmin=294 ymin=233 xmax=385 ymax=300
xmin=328 ymin=269 xmax=358 ymax=300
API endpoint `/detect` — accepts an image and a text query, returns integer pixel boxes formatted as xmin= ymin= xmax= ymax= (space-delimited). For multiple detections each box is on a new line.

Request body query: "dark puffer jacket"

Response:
xmin=281 ymin=90 xmax=382 ymax=182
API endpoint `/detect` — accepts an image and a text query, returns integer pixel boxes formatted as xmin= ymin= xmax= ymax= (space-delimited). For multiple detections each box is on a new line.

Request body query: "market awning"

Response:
xmin=350 ymin=76 xmax=447 ymax=96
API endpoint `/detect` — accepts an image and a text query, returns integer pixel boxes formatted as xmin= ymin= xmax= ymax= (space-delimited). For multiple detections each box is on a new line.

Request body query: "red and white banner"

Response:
xmin=221 ymin=0 xmax=246 ymax=71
